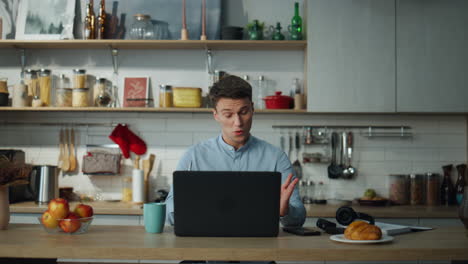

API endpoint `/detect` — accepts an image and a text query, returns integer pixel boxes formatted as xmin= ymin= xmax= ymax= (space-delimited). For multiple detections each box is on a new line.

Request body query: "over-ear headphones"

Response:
xmin=316 ymin=206 xmax=375 ymax=234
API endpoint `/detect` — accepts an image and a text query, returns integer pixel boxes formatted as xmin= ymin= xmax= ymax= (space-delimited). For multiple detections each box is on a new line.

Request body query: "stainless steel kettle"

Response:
xmin=30 ymin=165 xmax=59 ymax=204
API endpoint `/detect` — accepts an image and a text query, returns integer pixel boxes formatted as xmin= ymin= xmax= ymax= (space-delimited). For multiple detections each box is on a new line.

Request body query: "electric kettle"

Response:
xmin=30 ymin=165 xmax=59 ymax=204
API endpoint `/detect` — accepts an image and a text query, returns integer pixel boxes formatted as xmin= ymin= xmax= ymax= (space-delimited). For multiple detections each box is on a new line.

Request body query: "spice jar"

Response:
xmin=39 ymin=69 xmax=52 ymax=106
xmin=426 ymin=173 xmax=441 ymax=206
xmin=72 ymin=88 xmax=89 ymax=107
xmin=159 ymin=84 xmax=173 ymax=108
xmin=122 ymin=176 xmax=132 ymax=202
xmin=73 ymin=69 xmax=87 ymax=89
xmin=410 ymin=174 xmax=425 ymax=205
xmin=389 ymin=174 xmax=409 ymax=205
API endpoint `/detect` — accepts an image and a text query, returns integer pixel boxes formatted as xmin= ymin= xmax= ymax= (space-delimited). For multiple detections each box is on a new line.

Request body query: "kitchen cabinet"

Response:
xmin=396 ymin=0 xmax=468 ymax=112
xmin=307 ymin=0 xmax=396 ymax=113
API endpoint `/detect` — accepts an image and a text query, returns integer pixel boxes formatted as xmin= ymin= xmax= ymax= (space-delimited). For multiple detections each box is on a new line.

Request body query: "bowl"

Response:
xmin=38 ymin=216 xmax=93 ymax=235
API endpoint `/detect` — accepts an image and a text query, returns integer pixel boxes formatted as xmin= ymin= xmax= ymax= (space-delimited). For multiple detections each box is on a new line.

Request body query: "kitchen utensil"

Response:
xmin=134 ymin=155 xmax=140 ymax=170
xmin=30 ymin=165 xmax=59 ymax=204
xmin=280 ymin=134 xmax=285 ymax=151
xmin=292 ymin=132 xmax=303 ymax=179
xmin=342 ymin=132 xmax=356 ymax=179
xmin=338 ymin=132 xmax=346 ymax=176
xmin=143 ymin=154 xmax=156 ymax=202
xmin=288 ymin=132 xmax=293 ymax=160
xmin=68 ymin=128 xmax=77 ymax=172
xmin=61 ymin=129 xmax=70 ymax=172
xmin=327 ymin=132 xmax=341 ymax=179
xmin=263 ymin=91 xmax=293 ymax=109
xmin=58 ymin=129 xmax=64 ymax=169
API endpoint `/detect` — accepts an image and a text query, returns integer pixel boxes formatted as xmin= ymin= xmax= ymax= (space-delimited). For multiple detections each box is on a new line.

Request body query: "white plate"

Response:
xmin=330 ymin=234 xmax=394 ymax=244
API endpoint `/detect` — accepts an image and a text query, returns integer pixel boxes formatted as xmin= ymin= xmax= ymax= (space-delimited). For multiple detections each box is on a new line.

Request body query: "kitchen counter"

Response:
xmin=10 ymin=201 xmax=459 ymax=218
xmin=0 ymin=224 xmax=467 ymax=261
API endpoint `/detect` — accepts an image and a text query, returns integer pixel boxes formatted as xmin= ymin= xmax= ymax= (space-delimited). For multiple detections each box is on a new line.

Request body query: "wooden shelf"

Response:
xmin=0 ymin=40 xmax=307 ymax=50
xmin=0 ymin=106 xmax=308 ymax=114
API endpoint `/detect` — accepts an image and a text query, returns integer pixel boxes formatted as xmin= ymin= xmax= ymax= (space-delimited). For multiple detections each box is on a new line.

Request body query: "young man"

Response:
xmin=165 ymin=75 xmax=306 ymax=227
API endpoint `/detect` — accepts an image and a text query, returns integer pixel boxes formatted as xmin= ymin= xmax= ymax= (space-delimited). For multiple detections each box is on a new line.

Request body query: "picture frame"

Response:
xmin=123 ymin=77 xmax=150 ymax=107
xmin=15 ymin=0 xmax=75 ymax=40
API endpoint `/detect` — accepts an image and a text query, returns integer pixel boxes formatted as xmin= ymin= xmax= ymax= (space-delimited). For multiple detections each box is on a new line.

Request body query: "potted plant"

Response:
xmin=0 ymin=155 xmax=32 ymax=230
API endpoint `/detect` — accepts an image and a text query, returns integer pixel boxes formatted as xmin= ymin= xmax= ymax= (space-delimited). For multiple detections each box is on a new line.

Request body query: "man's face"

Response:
xmin=213 ymin=97 xmax=254 ymax=150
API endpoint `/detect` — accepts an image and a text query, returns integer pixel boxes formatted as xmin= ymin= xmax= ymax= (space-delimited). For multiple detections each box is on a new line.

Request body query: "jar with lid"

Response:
xmin=122 ymin=176 xmax=132 ymax=202
xmin=410 ymin=174 xmax=425 ymax=205
xmin=93 ymin=77 xmax=112 ymax=107
xmin=426 ymin=173 xmax=441 ymax=206
xmin=24 ymin=69 xmax=38 ymax=99
xmin=72 ymin=88 xmax=89 ymax=107
xmin=72 ymin=69 xmax=87 ymax=89
xmin=129 ymin=14 xmax=155 ymax=40
xmin=55 ymin=74 xmax=72 ymax=107
xmin=39 ymin=69 xmax=52 ymax=106
xmin=306 ymin=180 xmax=314 ymax=204
xmin=314 ymin=181 xmax=326 ymax=204
xmin=159 ymin=85 xmax=173 ymax=108
xmin=389 ymin=174 xmax=409 ymax=205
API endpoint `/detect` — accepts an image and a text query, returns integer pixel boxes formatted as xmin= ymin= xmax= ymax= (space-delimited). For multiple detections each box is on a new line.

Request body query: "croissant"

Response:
xmin=344 ymin=221 xmax=382 ymax=240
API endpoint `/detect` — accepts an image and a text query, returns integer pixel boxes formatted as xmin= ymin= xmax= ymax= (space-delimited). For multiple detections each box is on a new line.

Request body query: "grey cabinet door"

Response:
xmin=397 ymin=0 xmax=468 ymax=112
xmin=307 ymin=0 xmax=396 ymax=112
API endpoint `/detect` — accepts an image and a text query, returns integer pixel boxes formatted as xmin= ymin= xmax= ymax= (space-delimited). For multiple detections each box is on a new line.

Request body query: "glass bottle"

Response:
xmin=441 ymin=164 xmax=456 ymax=206
xmin=84 ymin=2 xmax=96 ymax=39
xmin=130 ymin=14 xmax=155 ymax=40
xmin=94 ymin=78 xmax=112 ymax=107
xmin=298 ymin=180 xmax=308 ymax=204
xmin=315 ymin=181 xmax=326 ymax=204
xmin=455 ymin=164 xmax=466 ymax=205
xmin=271 ymin=22 xmax=285 ymax=41
xmin=256 ymin=75 xmax=266 ymax=110
xmin=290 ymin=2 xmax=303 ymax=40
xmin=97 ymin=0 xmax=106 ymax=39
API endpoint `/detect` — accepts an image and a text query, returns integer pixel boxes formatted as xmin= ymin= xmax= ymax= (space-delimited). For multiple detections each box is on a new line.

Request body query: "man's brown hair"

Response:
xmin=209 ymin=75 xmax=252 ymax=108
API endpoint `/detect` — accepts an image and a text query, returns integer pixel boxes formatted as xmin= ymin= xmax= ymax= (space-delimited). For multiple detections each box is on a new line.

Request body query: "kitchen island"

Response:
xmin=0 ymin=224 xmax=467 ymax=262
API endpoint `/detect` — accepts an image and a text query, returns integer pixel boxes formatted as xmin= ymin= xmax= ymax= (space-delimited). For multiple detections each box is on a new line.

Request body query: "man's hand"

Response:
xmin=280 ymin=173 xmax=298 ymax=217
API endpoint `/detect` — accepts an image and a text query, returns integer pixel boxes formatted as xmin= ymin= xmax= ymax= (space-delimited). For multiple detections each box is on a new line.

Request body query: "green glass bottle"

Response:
xmin=290 ymin=2 xmax=303 ymax=40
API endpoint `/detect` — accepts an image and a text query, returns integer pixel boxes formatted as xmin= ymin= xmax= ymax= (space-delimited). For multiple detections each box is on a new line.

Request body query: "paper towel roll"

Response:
xmin=132 ymin=169 xmax=144 ymax=203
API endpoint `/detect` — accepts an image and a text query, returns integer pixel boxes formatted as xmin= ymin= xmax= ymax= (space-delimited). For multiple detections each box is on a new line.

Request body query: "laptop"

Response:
xmin=173 ymin=171 xmax=281 ymax=237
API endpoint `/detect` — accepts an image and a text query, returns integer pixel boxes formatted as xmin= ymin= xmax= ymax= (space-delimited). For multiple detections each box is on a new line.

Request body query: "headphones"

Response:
xmin=316 ymin=206 xmax=375 ymax=234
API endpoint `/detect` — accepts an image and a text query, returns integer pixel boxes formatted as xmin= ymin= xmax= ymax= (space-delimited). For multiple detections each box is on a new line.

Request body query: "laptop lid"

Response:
xmin=173 ymin=171 xmax=281 ymax=237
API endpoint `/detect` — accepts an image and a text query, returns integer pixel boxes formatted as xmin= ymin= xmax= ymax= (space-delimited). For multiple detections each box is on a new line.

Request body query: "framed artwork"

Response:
xmin=15 ymin=0 xmax=75 ymax=40
xmin=0 ymin=0 xmax=20 ymax=39
xmin=123 ymin=77 xmax=150 ymax=107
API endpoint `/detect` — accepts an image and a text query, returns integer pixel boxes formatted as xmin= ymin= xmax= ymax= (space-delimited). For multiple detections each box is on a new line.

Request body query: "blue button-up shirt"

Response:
xmin=165 ymin=134 xmax=306 ymax=227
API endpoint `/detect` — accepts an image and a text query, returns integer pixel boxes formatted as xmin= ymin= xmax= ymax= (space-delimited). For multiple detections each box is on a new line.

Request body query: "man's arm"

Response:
xmin=277 ymin=152 xmax=306 ymax=227
xmin=165 ymin=149 xmax=193 ymax=225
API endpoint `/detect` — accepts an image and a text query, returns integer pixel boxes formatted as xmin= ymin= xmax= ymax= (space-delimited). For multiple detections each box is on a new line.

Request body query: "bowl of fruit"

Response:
xmin=39 ymin=198 xmax=94 ymax=235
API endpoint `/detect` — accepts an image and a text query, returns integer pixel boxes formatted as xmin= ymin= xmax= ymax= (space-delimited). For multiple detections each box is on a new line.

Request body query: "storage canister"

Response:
xmin=389 ymin=174 xmax=409 ymax=205
xmin=39 ymin=69 xmax=52 ymax=106
xmin=73 ymin=69 xmax=87 ymax=89
xmin=56 ymin=88 xmax=73 ymax=107
xmin=72 ymin=88 xmax=89 ymax=107
xmin=24 ymin=69 xmax=38 ymax=98
xmin=159 ymin=84 xmax=173 ymax=108
xmin=426 ymin=173 xmax=441 ymax=206
xmin=410 ymin=174 xmax=425 ymax=205
xmin=172 ymin=87 xmax=202 ymax=108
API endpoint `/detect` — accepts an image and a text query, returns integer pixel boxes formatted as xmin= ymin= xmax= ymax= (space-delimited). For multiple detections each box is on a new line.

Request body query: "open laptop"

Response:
xmin=173 ymin=171 xmax=281 ymax=237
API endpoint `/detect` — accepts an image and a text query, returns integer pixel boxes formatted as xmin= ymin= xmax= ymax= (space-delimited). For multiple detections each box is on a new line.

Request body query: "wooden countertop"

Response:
xmin=10 ymin=201 xmax=459 ymax=218
xmin=0 ymin=224 xmax=467 ymax=261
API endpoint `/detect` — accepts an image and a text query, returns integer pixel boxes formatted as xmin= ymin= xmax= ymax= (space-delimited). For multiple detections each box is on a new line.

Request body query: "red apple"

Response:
xmin=73 ymin=204 xmax=94 ymax=218
xmin=41 ymin=210 xmax=59 ymax=229
xmin=59 ymin=213 xmax=81 ymax=233
xmin=48 ymin=198 xmax=69 ymax=219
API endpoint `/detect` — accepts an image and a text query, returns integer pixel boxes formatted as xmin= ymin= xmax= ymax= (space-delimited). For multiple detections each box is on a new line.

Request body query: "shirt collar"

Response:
xmin=217 ymin=134 xmax=255 ymax=152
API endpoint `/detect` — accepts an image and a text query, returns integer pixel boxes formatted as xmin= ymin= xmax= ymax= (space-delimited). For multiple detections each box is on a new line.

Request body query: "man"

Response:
xmin=165 ymin=75 xmax=306 ymax=228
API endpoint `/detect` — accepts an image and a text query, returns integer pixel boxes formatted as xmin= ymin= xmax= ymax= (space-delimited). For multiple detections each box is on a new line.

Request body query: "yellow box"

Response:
xmin=172 ymin=87 xmax=202 ymax=108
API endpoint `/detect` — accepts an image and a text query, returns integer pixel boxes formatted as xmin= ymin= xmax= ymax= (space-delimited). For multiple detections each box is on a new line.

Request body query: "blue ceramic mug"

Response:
xmin=143 ymin=202 xmax=166 ymax=233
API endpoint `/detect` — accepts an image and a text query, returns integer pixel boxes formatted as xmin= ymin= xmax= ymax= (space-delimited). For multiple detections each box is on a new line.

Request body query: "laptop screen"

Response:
xmin=173 ymin=171 xmax=281 ymax=237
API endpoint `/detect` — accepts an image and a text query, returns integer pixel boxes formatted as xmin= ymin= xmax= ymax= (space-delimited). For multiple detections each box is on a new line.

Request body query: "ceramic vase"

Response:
xmin=459 ymin=189 xmax=468 ymax=229
xmin=0 ymin=185 xmax=10 ymax=230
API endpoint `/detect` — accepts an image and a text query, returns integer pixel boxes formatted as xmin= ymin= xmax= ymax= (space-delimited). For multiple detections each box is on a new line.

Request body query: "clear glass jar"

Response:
xmin=159 ymin=85 xmax=173 ymax=108
xmin=72 ymin=88 xmax=89 ymax=107
xmin=298 ymin=180 xmax=308 ymax=204
xmin=122 ymin=176 xmax=132 ymax=202
xmin=306 ymin=180 xmax=314 ymax=204
xmin=426 ymin=173 xmax=441 ymax=206
xmin=129 ymin=14 xmax=155 ymax=40
xmin=93 ymin=78 xmax=112 ymax=107
xmin=39 ymin=69 xmax=52 ymax=106
xmin=410 ymin=174 xmax=426 ymax=205
xmin=389 ymin=174 xmax=410 ymax=205
xmin=56 ymin=88 xmax=72 ymax=107
xmin=24 ymin=69 xmax=39 ymax=98
xmin=73 ymin=69 xmax=87 ymax=89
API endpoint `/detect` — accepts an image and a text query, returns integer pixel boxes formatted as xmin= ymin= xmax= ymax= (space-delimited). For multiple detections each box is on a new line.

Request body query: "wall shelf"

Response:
xmin=0 ymin=107 xmax=308 ymax=114
xmin=0 ymin=40 xmax=307 ymax=50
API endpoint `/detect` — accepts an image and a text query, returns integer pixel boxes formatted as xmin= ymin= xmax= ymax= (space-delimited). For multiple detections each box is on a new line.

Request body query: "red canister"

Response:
xmin=263 ymin=91 xmax=293 ymax=109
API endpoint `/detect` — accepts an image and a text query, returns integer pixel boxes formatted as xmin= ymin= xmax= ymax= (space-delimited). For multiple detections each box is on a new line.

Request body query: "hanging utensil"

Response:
xmin=61 ymin=128 xmax=70 ymax=172
xmin=339 ymin=131 xmax=347 ymax=176
xmin=292 ymin=131 xmax=303 ymax=179
xmin=288 ymin=132 xmax=293 ymax=161
xmin=343 ymin=132 xmax=357 ymax=179
xmin=280 ymin=133 xmax=285 ymax=152
xmin=327 ymin=132 xmax=341 ymax=179
xmin=57 ymin=129 xmax=64 ymax=168
xmin=143 ymin=154 xmax=156 ymax=202
xmin=68 ymin=128 xmax=77 ymax=172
